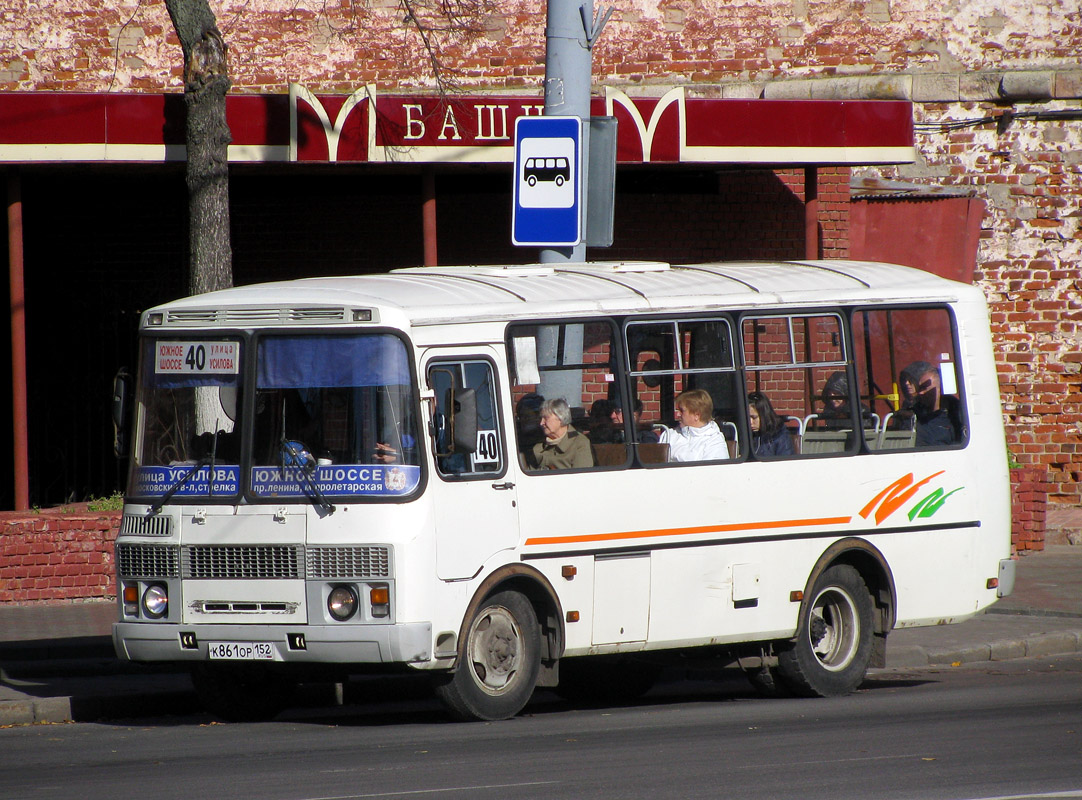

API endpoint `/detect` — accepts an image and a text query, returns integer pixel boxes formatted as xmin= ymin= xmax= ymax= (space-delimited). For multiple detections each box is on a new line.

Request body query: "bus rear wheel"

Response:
xmin=433 ymin=590 xmax=541 ymax=721
xmin=776 ymin=564 xmax=874 ymax=697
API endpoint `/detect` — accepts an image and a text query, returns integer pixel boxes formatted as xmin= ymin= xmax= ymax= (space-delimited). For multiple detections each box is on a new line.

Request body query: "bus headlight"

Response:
xmin=142 ymin=584 xmax=168 ymax=619
xmin=328 ymin=585 xmax=358 ymax=621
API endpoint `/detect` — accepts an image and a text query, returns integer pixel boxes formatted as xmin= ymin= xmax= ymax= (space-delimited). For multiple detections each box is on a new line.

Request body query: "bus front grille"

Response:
xmin=117 ymin=543 xmax=391 ymax=581
xmin=307 ymin=545 xmax=392 ymax=579
xmin=116 ymin=543 xmax=180 ymax=578
xmin=120 ymin=514 xmax=173 ymax=537
xmin=165 ymin=307 xmax=348 ymax=326
xmin=182 ymin=545 xmax=304 ymax=580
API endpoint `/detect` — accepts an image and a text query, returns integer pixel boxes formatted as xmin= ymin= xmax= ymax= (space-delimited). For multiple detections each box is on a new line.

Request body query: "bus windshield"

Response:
xmin=128 ymin=332 xmax=422 ymax=503
xmin=248 ymin=333 xmax=421 ymax=500
xmin=130 ymin=337 xmax=244 ymax=500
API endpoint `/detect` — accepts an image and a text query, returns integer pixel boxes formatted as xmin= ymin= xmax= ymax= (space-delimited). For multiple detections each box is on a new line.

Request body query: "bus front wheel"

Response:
xmin=776 ymin=564 xmax=874 ymax=697
xmin=434 ymin=590 xmax=541 ymax=721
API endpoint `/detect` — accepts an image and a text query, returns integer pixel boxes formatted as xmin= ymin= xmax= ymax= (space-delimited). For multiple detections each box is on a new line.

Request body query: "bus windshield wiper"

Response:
xmin=280 ymin=439 xmax=336 ymax=515
xmin=149 ymin=430 xmax=221 ymax=514
xmin=148 ymin=455 xmax=211 ymax=515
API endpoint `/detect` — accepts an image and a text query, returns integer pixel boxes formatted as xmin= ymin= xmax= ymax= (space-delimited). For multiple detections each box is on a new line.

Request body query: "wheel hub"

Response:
xmin=468 ymin=608 xmax=521 ymax=693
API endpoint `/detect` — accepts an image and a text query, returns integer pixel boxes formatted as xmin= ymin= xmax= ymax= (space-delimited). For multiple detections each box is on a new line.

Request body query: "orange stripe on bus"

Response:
xmin=524 ymin=516 xmax=853 ymax=547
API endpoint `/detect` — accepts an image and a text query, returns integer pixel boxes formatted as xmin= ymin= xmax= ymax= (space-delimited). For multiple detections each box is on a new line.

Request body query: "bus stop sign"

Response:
xmin=512 ymin=116 xmax=582 ymax=247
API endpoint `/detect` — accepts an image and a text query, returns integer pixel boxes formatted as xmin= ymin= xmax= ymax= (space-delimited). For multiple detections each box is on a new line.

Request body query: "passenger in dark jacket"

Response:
xmin=817 ymin=370 xmax=874 ymax=431
xmin=889 ymin=360 xmax=935 ymax=431
xmin=911 ymin=366 xmax=962 ymax=446
xmin=748 ymin=392 xmax=794 ymax=457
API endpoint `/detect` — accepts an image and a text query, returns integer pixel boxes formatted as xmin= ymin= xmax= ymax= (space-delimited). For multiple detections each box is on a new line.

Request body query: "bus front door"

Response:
xmin=425 ymin=352 xmax=520 ymax=581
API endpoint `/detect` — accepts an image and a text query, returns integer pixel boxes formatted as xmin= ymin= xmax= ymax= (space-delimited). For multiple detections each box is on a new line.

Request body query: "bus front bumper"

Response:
xmin=113 ymin=621 xmax=432 ymax=665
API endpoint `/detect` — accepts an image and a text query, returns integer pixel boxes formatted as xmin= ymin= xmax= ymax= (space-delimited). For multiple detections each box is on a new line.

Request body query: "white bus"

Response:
xmin=112 ymin=260 xmax=1015 ymax=721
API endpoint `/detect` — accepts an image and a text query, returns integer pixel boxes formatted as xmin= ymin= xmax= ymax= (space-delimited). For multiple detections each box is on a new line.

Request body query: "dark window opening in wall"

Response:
xmin=602 ymin=167 xmax=807 ymax=264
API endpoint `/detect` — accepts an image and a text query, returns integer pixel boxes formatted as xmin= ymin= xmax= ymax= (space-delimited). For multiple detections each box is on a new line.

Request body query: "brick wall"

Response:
xmin=4 ymin=1 xmax=1077 ymax=94
xmin=0 ymin=507 xmax=120 ymax=604
xmin=1011 ymin=467 xmax=1050 ymax=555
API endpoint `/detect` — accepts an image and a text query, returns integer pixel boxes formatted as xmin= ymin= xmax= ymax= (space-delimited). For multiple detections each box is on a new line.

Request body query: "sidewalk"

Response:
xmin=2 ymin=530 xmax=1080 ymax=726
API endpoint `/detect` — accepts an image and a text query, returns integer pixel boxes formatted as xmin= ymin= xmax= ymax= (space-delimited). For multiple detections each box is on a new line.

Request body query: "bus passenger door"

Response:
xmin=425 ymin=352 xmax=520 ymax=581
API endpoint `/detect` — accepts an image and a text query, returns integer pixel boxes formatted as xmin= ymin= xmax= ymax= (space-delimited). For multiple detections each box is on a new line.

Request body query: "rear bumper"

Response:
xmin=997 ymin=557 xmax=1017 ymax=598
xmin=113 ymin=621 xmax=432 ymax=665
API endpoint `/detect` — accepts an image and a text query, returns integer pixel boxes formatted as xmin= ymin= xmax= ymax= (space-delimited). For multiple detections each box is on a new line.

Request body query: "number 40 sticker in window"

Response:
xmin=474 ymin=430 xmax=500 ymax=466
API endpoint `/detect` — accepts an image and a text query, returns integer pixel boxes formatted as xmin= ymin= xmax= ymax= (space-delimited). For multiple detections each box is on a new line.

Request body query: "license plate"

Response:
xmin=208 ymin=641 xmax=275 ymax=660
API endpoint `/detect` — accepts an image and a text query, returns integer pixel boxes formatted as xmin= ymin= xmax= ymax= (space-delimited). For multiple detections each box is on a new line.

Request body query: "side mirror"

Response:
xmin=112 ymin=368 xmax=132 ymax=458
xmin=219 ymin=385 xmax=238 ymax=422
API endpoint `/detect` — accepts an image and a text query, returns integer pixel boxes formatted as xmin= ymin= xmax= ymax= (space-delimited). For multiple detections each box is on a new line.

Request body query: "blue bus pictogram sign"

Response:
xmin=512 ymin=116 xmax=582 ymax=247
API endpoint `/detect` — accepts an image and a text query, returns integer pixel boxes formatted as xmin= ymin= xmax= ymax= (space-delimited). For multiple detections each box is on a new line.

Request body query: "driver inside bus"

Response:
xmin=372 ymin=434 xmax=417 ymax=464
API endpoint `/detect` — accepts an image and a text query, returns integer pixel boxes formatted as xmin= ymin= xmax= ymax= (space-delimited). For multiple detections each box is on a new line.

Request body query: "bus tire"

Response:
xmin=776 ymin=564 xmax=874 ymax=697
xmin=434 ymin=590 xmax=541 ymax=721
xmin=190 ymin=663 xmax=295 ymax=722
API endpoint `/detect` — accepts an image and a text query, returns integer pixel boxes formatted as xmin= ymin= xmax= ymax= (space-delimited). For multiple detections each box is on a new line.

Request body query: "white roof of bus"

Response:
xmin=149 ymin=260 xmax=977 ymax=327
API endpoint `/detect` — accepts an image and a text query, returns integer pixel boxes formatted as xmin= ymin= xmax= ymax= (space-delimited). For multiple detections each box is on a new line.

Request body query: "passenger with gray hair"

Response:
xmin=528 ymin=397 xmax=594 ymax=470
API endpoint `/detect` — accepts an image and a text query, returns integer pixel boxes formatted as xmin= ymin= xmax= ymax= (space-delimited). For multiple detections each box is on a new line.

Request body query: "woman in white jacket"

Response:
xmin=658 ymin=389 xmax=729 ymax=462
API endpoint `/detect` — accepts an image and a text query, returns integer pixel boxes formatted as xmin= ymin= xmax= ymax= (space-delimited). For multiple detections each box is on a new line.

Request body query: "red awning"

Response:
xmin=0 ymin=86 xmax=914 ymax=167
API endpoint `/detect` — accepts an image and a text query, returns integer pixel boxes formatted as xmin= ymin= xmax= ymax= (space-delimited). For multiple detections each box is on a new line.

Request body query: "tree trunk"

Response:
xmin=165 ymin=0 xmax=233 ymax=296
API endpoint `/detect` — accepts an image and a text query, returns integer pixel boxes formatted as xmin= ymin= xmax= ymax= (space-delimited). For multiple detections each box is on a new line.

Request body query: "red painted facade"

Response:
xmin=0 ymin=90 xmax=914 ymax=165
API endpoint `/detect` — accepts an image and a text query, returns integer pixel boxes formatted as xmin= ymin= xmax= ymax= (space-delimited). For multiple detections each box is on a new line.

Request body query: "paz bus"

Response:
xmin=111 ymin=260 xmax=1015 ymax=721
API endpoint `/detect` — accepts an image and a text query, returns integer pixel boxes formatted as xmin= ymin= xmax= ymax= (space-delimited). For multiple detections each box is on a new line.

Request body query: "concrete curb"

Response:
xmin=884 ymin=630 xmax=1082 ymax=670
xmin=0 ymin=689 xmax=199 ymax=726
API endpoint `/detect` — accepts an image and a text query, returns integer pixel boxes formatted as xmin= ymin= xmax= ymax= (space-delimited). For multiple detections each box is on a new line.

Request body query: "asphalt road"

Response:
xmin=2 ymin=656 xmax=1081 ymax=800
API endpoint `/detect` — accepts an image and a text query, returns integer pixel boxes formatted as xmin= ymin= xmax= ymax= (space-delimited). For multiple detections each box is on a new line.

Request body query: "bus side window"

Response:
xmin=508 ymin=320 xmax=622 ymax=471
xmin=427 ymin=359 xmax=504 ymax=478
xmin=742 ymin=314 xmax=848 ymax=458
xmin=628 ymin=316 xmax=739 ymax=463
xmin=853 ymin=308 xmax=966 ymax=451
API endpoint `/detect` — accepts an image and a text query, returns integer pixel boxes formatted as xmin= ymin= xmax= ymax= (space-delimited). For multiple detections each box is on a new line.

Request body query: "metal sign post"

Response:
xmin=510 ymin=0 xmax=611 ymax=262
